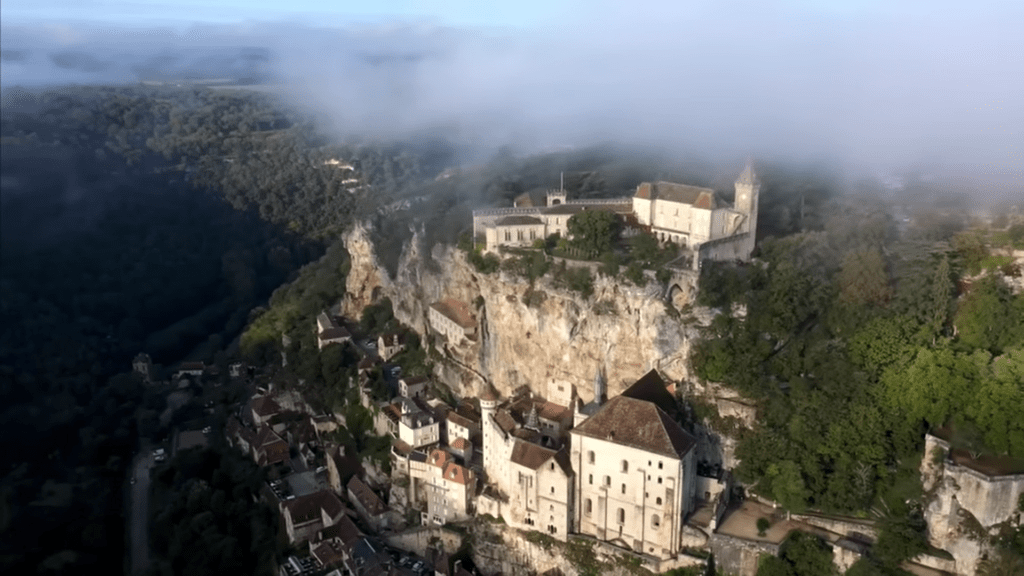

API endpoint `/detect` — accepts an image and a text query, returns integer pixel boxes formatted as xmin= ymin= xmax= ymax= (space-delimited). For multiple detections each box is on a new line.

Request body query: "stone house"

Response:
xmin=506 ymin=441 xmax=575 ymax=539
xmin=397 ymin=398 xmax=440 ymax=449
xmin=251 ymin=395 xmax=282 ymax=427
xmin=428 ymin=299 xmax=476 ymax=345
xmin=399 ymin=376 xmax=429 ymax=399
xmin=317 ymin=311 xmax=352 ymax=350
xmin=281 ymin=490 xmax=346 ymax=544
xmin=377 ymin=331 xmax=407 ymax=361
xmin=253 ymin=424 xmax=290 ymax=467
xmin=408 ymin=448 xmax=476 ymax=525
xmin=570 ymin=370 xmax=697 ymax=559
xmin=347 ymin=476 xmax=395 ymax=532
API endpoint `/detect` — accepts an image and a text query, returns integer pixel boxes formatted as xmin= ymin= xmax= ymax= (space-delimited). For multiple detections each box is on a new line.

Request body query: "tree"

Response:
xmin=755 ymin=531 xmax=837 ymax=576
xmin=566 ymin=210 xmax=621 ymax=256
xmin=766 ymin=461 xmax=808 ymax=513
xmin=837 ymin=248 xmax=891 ymax=306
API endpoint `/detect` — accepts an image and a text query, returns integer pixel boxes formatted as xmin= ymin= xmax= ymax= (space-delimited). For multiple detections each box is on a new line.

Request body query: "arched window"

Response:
xmin=656 ymin=497 xmax=662 ymax=505
xmin=550 ymin=486 xmax=555 ymax=494
xmin=621 ymin=484 xmax=626 ymax=494
xmin=651 ymin=514 xmax=661 ymax=529
xmin=617 ymin=508 xmax=625 ymax=524
xmin=587 ymin=451 xmax=595 ymax=464
xmin=621 ymin=460 xmax=628 ymax=473
xmin=585 ymin=499 xmax=592 ymax=515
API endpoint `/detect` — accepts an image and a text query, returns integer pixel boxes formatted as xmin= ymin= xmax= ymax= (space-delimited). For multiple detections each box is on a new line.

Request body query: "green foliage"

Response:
xmin=624 ymin=262 xmax=647 ymax=286
xmin=757 ymin=517 xmax=772 ymax=536
xmin=873 ymin=504 xmax=928 ymax=569
xmin=524 ymin=530 xmax=556 ymax=550
xmin=756 ymin=531 xmax=837 ymax=576
xmin=467 ymin=250 xmax=501 ymax=274
xmin=502 ymin=251 xmax=551 ymax=281
xmin=952 ymin=230 xmax=988 ymax=274
xmin=955 ymin=275 xmax=1024 ymax=354
xmin=837 ymin=248 xmax=891 ymax=306
xmin=565 ymin=539 xmax=606 ymax=576
xmin=566 ymin=210 xmax=621 ymax=256
xmin=150 ymin=447 xmax=279 ymax=576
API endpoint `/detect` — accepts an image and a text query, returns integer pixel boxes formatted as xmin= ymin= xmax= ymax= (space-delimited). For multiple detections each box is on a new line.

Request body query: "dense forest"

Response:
xmin=692 ymin=197 xmax=1024 ymax=574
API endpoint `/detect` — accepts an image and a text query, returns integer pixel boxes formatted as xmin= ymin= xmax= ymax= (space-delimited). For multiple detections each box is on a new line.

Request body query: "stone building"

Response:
xmin=408 ymin=448 xmax=477 ymax=525
xmin=570 ymin=370 xmax=697 ymax=559
xmin=506 ymin=441 xmax=575 ymax=539
xmin=472 ymin=162 xmax=760 ymax=265
xmin=428 ymin=298 xmax=477 ymax=346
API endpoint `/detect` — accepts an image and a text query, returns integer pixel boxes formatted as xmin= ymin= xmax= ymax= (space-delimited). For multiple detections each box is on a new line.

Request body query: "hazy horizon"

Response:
xmin=2 ymin=1 xmax=1021 ymax=202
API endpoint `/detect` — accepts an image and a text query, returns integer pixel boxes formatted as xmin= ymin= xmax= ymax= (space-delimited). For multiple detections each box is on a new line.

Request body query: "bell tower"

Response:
xmin=734 ymin=160 xmax=760 ymax=237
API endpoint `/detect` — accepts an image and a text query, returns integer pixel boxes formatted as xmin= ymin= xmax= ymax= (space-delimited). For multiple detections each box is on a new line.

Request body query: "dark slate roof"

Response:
xmin=319 ymin=327 xmax=351 ymax=341
xmin=496 ymin=215 xmax=544 ymax=226
xmin=251 ymin=395 xmax=282 ymax=417
xmin=347 ymin=476 xmax=387 ymax=516
xmin=621 ymin=369 xmax=679 ymax=417
xmin=634 ymin=181 xmax=721 ymax=209
xmin=572 ymin=383 xmax=696 ymax=459
xmin=510 ymin=440 xmax=557 ymax=470
xmin=284 ymin=490 xmax=344 ymax=525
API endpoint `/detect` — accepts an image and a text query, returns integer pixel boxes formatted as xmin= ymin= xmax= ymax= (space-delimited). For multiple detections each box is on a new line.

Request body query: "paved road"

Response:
xmin=129 ymin=451 xmax=153 ymax=575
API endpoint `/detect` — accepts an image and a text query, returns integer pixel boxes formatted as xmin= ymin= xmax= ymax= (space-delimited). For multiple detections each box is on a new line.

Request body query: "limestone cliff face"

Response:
xmin=342 ymin=222 xmax=700 ymax=402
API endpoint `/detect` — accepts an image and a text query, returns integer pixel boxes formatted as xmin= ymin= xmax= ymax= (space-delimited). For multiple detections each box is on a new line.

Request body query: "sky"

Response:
xmin=2 ymin=0 xmax=1022 ymax=192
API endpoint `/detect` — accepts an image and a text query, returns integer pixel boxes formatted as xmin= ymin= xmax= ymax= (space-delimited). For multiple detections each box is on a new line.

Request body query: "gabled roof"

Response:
xmin=378 ymin=331 xmax=406 ymax=347
xmin=251 ymin=395 xmax=282 ymax=417
xmin=621 ymin=369 xmax=679 ymax=417
xmin=319 ymin=327 xmax=351 ymax=341
xmin=318 ymin=513 xmax=361 ymax=547
xmin=635 ymin=181 xmax=721 ymax=210
xmin=572 ymin=375 xmax=696 ymax=459
xmin=347 ymin=476 xmax=387 ymax=516
xmin=537 ymin=401 xmax=571 ymax=422
xmin=510 ymin=440 xmax=557 ymax=470
xmin=451 ymin=437 xmax=471 ymax=450
xmin=447 ymin=411 xmax=475 ymax=430
xmin=442 ymin=462 xmax=473 ymax=485
xmin=428 ymin=448 xmax=452 ymax=468
xmin=430 ymin=298 xmax=476 ymax=329
xmin=284 ymin=490 xmax=344 ymax=525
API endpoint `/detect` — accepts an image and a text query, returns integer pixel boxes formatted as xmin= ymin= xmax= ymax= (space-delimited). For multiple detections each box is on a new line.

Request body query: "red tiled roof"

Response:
xmin=537 ymin=401 xmax=571 ymax=422
xmin=428 ymin=448 xmax=451 ymax=468
xmin=430 ymin=298 xmax=476 ymax=329
xmin=451 ymin=437 xmax=471 ymax=450
xmin=447 ymin=411 xmax=475 ymax=430
xmin=442 ymin=462 xmax=472 ymax=485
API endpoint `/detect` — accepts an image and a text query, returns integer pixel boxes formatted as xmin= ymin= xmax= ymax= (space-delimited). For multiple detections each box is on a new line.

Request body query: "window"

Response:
xmin=588 ymin=451 xmax=595 ymax=464
xmin=651 ymin=514 xmax=661 ymax=529
xmin=550 ymin=487 xmax=555 ymax=494
xmin=656 ymin=497 xmax=662 ymax=505
xmin=550 ymin=463 xmax=555 ymax=470
xmin=621 ymin=460 xmax=628 ymax=473
xmin=604 ymin=476 xmax=611 ymax=486
xmin=585 ymin=499 xmax=592 ymax=515
xmin=588 ymin=474 xmax=593 ymax=485
xmin=658 ymin=461 xmax=663 ymax=470
xmin=658 ymin=477 xmax=662 ymax=484
xmin=621 ymin=484 xmax=626 ymax=494
xmin=617 ymin=508 xmax=625 ymax=524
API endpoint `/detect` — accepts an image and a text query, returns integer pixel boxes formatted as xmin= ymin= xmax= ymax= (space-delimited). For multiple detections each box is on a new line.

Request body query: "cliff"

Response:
xmin=342 ymin=222 xmax=703 ymax=403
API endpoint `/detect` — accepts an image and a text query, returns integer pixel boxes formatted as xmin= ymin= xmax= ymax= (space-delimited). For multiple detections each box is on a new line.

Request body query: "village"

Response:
xmin=131 ymin=165 xmax=1024 ymax=576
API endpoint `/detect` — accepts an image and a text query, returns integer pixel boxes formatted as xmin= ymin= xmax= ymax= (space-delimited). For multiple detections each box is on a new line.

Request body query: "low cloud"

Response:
xmin=2 ymin=1 xmax=1021 ymax=197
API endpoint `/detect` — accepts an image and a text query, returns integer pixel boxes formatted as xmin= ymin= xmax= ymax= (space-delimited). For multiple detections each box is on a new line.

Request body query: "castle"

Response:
xmin=471 ymin=162 xmax=760 ymax=267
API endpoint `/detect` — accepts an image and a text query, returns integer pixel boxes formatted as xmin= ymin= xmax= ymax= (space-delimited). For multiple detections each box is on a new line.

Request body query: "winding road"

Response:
xmin=128 ymin=451 xmax=153 ymax=575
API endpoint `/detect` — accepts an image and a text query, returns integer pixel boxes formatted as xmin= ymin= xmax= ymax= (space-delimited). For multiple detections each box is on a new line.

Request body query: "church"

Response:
xmin=471 ymin=162 xmax=760 ymax=266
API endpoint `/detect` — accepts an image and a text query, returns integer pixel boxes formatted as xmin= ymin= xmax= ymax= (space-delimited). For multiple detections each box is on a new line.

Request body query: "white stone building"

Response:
xmin=472 ymin=163 xmax=760 ymax=265
xmin=506 ymin=441 xmax=575 ymax=539
xmin=428 ymin=298 xmax=477 ymax=345
xmin=570 ymin=370 xmax=697 ymax=559
xmin=408 ymin=448 xmax=477 ymax=525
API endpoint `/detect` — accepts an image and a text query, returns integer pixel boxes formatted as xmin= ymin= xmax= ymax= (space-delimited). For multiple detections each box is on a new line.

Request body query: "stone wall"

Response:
xmin=710 ymin=533 xmax=779 ymax=576
xmin=385 ymin=526 xmax=463 ymax=557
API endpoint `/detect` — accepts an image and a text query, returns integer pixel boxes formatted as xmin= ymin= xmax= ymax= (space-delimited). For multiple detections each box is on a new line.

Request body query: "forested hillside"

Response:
xmin=692 ymin=198 xmax=1024 ymax=573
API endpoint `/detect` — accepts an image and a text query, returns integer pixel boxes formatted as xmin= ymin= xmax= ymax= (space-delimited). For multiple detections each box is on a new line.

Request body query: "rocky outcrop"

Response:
xmin=920 ymin=433 xmax=1024 ymax=575
xmin=343 ymin=222 xmax=703 ymax=402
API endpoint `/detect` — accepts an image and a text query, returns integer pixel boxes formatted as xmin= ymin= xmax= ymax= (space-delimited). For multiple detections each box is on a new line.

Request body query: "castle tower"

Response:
xmin=480 ymin=383 xmax=501 ymax=480
xmin=734 ymin=160 xmax=760 ymax=223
